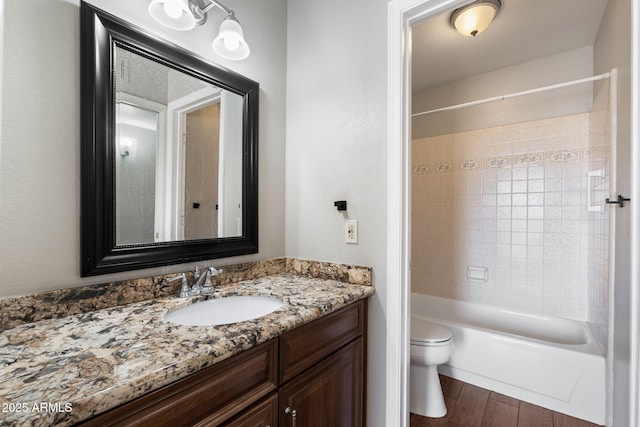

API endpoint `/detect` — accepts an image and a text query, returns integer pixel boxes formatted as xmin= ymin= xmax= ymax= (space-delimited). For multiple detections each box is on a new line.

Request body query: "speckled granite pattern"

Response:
xmin=285 ymin=258 xmax=372 ymax=285
xmin=0 ymin=274 xmax=374 ymax=426
xmin=0 ymin=258 xmax=371 ymax=330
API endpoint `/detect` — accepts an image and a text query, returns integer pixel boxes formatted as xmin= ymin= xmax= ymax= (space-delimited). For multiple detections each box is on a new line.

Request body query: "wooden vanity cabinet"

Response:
xmin=278 ymin=300 xmax=366 ymax=427
xmin=279 ymin=338 xmax=364 ymax=427
xmin=77 ymin=340 xmax=278 ymax=427
xmin=76 ymin=300 xmax=366 ymax=427
xmin=218 ymin=393 xmax=278 ymax=427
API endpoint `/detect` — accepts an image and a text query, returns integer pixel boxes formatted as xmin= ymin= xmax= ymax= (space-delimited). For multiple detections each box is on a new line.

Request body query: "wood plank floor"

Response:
xmin=410 ymin=375 xmax=603 ymax=427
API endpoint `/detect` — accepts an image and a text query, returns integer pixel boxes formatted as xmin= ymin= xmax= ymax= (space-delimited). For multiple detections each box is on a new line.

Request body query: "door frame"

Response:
xmin=386 ymin=0 xmax=469 ymax=424
xmin=386 ymin=0 xmax=640 ymax=425
xmin=629 ymin=1 xmax=640 ymax=425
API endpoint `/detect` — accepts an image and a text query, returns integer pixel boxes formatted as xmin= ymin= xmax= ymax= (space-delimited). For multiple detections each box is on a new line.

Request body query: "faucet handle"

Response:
xmin=167 ymin=273 xmax=190 ymax=298
xmin=200 ymin=268 xmax=219 ymax=294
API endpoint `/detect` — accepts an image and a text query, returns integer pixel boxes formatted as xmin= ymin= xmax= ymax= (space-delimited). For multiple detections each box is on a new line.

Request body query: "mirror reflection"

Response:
xmin=114 ymin=46 xmax=243 ymax=245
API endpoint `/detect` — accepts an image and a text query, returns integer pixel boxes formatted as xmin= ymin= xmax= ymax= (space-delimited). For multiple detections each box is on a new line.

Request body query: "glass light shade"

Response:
xmin=148 ymin=0 xmax=196 ymax=31
xmin=452 ymin=1 xmax=500 ymax=37
xmin=212 ymin=16 xmax=250 ymax=60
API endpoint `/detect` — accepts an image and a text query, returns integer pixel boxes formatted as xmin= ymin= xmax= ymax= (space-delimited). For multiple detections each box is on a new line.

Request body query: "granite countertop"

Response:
xmin=0 ymin=273 xmax=375 ymax=427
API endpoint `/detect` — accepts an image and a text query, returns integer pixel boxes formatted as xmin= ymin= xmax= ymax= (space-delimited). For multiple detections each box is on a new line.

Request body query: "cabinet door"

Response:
xmin=279 ymin=338 xmax=364 ymax=427
xmin=218 ymin=393 xmax=278 ymax=427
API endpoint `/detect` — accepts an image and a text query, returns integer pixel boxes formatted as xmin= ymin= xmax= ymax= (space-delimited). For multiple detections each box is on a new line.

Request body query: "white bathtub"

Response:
xmin=411 ymin=293 xmax=605 ymax=425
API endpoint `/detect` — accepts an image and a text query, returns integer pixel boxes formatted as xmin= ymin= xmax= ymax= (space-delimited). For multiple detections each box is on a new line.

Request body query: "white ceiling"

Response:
xmin=411 ymin=0 xmax=609 ymax=93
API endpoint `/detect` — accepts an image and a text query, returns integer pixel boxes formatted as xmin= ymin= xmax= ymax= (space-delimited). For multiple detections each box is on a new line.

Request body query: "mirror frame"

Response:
xmin=81 ymin=3 xmax=259 ymax=276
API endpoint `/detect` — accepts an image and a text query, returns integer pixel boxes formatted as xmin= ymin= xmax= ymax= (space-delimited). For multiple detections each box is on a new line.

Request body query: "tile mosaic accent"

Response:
xmin=411 ymin=112 xmax=611 ymax=322
xmin=459 ymin=160 xmax=481 ymax=170
xmin=514 ymin=154 xmax=542 ymax=165
xmin=414 ymin=165 xmax=429 ymax=175
xmin=435 ymin=163 xmax=454 ymax=173
xmin=412 ymin=148 xmax=604 ymax=177
xmin=0 ymin=258 xmax=372 ymax=330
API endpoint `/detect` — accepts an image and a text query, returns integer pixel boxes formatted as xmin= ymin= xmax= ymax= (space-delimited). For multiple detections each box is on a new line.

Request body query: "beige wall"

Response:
xmin=184 ymin=103 xmax=220 ymax=240
xmin=412 ymin=47 xmax=594 ymax=139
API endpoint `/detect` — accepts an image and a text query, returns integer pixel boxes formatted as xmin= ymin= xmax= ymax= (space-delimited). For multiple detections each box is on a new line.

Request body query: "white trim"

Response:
xmin=115 ymin=93 xmax=167 ymax=243
xmin=215 ymin=91 xmax=244 ymax=239
xmin=386 ymin=3 xmax=410 ymax=425
xmin=386 ymin=0 xmax=469 ymax=425
xmin=606 ymin=67 xmax=618 ymax=427
xmin=217 ymin=92 xmax=228 ymax=237
xmin=629 ymin=1 xmax=640 ymax=425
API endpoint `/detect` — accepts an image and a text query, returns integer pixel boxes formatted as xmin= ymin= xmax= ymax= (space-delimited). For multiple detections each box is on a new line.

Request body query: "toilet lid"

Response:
xmin=411 ymin=318 xmax=452 ymax=344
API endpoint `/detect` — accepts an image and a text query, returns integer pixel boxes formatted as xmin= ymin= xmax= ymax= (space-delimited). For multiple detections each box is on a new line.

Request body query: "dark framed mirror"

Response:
xmin=81 ymin=2 xmax=258 ymax=276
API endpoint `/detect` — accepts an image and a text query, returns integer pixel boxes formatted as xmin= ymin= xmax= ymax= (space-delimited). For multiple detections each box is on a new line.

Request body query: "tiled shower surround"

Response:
xmin=412 ymin=112 xmax=611 ymax=333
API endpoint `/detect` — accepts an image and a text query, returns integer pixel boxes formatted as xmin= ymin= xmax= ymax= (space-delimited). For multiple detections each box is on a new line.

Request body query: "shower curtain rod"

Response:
xmin=412 ymin=71 xmax=612 ymax=118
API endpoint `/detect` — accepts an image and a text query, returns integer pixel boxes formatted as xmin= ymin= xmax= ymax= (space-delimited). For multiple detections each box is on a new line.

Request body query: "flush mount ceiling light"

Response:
xmin=450 ymin=0 xmax=501 ymax=37
xmin=148 ymin=0 xmax=250 ymax=60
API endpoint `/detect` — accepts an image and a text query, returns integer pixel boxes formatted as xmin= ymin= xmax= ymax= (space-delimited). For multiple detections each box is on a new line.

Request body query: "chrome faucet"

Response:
xmin=190 ymin=266 xmax=203 ymax=296
xmin=193 ymin=266 xmax=222 ymax=295
xmin=167 ymin=267 xmax=222 ymax=297
xmin=166 ymin=273 xmax=191 ymax=298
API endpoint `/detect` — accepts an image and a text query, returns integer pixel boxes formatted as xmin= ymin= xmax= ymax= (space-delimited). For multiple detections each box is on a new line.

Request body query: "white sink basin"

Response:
xmin=164 ymin=295 xmax=285 ymax=326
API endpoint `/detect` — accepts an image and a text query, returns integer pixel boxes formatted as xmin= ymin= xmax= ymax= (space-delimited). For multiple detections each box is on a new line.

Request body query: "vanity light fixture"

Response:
xmin=450 ymin=0 xmax=501 ymax=37
xmin=148 ymin=0 xmax=250 ymax=60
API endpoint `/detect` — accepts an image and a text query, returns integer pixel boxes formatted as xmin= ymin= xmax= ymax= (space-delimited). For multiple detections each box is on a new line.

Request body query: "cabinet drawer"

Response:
xmin=217 ymin=393 xmax=278 ymax=427
xmin=78 ymin=339 xmax=278 ymax=427
xmin=279 ymin=300 xmax=365 ymax=383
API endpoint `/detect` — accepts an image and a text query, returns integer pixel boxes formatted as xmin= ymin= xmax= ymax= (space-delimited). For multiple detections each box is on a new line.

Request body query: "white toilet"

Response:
xmin=410 ymin=317 xmax=454 ymax=418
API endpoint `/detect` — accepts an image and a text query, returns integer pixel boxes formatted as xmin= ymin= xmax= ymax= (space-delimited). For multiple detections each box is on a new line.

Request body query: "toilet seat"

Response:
xmin=411 ymin=317 xmax=452 ymax=346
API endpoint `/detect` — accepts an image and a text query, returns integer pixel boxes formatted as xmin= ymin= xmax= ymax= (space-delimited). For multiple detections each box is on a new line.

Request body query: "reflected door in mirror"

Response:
xmin=115 ymin=102 xmax=159 ymax=245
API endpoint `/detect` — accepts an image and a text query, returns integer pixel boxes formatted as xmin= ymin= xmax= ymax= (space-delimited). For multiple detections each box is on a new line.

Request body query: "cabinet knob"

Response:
xmin=284 ymin=406 xmax=297 ymax=427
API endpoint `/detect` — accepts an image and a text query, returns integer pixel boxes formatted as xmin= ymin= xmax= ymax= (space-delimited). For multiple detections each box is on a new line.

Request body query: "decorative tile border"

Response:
xmin=413 ymin=146 xmax=609 ymax=176
xmin=0 ymin=258 xmax=372 ymax=330
xmin=514 ymin=153 xmax=542 ymax=165
xmin=435 ymin=163 xmax=454 ymax=173
xmin=459 ymin=160 xmax=481 ymax=170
